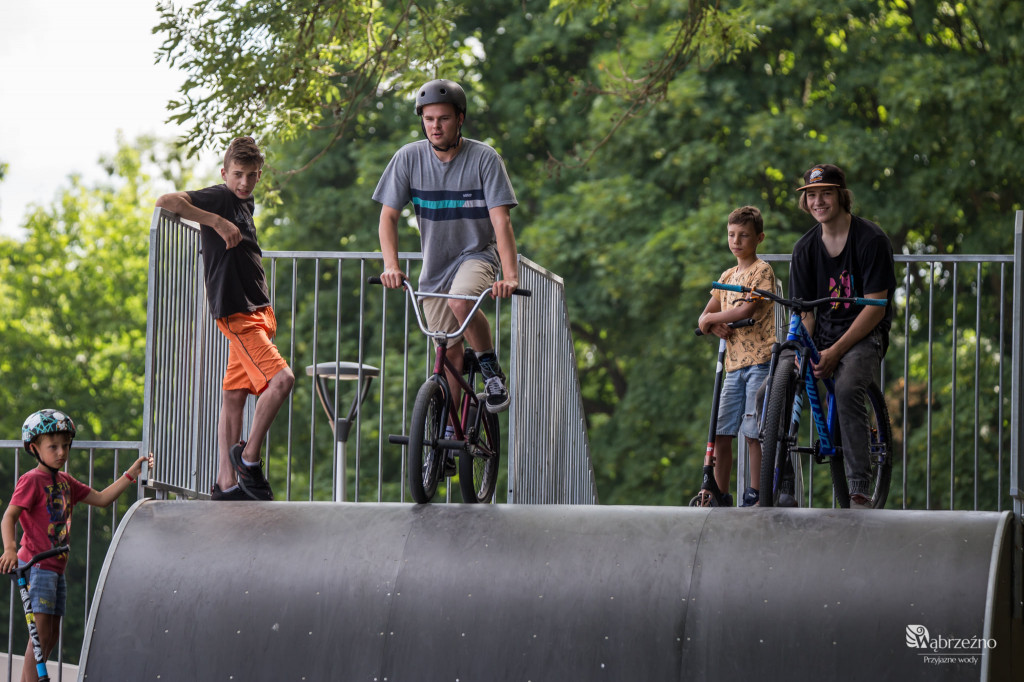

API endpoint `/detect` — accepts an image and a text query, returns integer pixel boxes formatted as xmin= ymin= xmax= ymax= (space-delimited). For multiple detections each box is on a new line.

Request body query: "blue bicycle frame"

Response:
xmin=780 ymin=313 xmax=840 ymax=460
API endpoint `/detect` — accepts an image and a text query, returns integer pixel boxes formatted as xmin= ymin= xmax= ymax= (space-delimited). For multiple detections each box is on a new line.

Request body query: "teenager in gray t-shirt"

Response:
xmin=373 ymin=79 xmax=520 ymax=413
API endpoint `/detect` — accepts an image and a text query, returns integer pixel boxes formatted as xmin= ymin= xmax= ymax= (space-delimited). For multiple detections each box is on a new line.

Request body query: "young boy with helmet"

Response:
xmin=1 ymin=409 xmax=152 ymax=679
xmin=374 ymin=79 xmax=521 ymax=414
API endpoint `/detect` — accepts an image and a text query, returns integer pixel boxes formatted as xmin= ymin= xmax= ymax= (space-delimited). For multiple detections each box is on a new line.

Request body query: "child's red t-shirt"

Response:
xmin=10 ymin=468 xmax=93 ymax=574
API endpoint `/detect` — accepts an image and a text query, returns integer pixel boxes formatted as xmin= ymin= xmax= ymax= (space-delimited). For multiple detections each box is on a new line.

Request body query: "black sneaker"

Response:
xmin=740 ymin=487 xmax=759 ymax=507
xmin=211 ymin=483 xmax=251 ymax=501
xmin=229 ymin=442 xmax=274 ymax=500
xmin=477 ymin=353 xmax=510 ymax=413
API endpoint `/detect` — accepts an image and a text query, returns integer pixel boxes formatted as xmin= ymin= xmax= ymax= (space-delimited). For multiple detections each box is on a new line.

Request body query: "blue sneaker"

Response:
xmin=740 ymin=487 xmax=759 ymax=507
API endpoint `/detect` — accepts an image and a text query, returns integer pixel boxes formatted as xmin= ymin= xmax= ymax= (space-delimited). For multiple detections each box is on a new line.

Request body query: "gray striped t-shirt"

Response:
xmin=372 ymin=138 xmax=518 ymax=293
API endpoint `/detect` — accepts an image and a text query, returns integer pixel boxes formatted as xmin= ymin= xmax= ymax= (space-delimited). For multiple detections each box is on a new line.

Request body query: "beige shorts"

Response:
xmin=422 ymin=258 xmax=497 ymax=345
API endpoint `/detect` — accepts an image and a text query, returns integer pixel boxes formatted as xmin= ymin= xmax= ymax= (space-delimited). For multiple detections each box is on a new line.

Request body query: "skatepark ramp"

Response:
xmin=79 ymin=501 xmax=1020 ymax=680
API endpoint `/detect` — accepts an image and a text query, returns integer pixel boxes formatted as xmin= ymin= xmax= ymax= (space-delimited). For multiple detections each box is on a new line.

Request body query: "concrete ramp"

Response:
xmin=79 ymin=501 xmax=1021 ymax=681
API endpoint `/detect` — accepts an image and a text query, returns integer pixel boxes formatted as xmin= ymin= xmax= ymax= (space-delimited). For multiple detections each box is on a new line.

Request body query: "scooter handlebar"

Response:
xmin=694 ymin=317 xmax=755 ymax=337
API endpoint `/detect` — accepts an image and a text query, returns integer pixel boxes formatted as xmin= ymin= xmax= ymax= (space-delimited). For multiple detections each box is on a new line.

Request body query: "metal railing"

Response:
xmin=510 ymin=260 xmax=597 ymax=503
xmin=0 ymin=441 xmax=147 ymax=677
xmin=142 ymin=208 xmax=596 ymax=504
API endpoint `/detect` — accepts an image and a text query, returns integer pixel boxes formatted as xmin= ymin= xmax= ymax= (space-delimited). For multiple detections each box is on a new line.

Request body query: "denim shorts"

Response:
xmin=716 ymin=361 xmax=770 ymax=439
xmin=19 ymin=563 xmax=66 ymax=616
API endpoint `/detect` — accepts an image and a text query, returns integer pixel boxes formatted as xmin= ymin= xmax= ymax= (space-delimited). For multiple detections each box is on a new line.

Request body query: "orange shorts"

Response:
xmin=216 ymin=307 xmax=289 ymax=395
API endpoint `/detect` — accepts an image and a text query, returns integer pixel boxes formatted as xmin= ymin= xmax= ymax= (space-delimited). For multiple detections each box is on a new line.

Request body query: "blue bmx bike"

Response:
xmin=712 ymin=282 xmax=894 ymax=509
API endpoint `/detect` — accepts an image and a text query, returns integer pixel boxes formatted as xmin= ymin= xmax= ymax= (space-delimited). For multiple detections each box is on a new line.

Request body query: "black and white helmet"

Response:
xmin=415 ymin=79 xmax=467 ymax=116
xmin=22 ymin=409 xmax=77 ymax=453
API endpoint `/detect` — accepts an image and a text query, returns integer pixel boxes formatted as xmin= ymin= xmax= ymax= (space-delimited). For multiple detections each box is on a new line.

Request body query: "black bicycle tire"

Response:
xmin=759 ymin=365 xmax=794 ymax=507
xmin=459 ymin=394 xmax=500 ymax=503
xmin=866 ymin=383 xmax=894 ymax=509
xmin=407 ymin=380 xmax=445 ymax=504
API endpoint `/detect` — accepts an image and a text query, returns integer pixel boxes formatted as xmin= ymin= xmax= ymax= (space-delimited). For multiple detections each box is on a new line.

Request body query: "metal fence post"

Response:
xmin=1012 ymin=211 xmax=1023 ymax=521
xmin=1010 ymin=210 xmax=1024 ymax=623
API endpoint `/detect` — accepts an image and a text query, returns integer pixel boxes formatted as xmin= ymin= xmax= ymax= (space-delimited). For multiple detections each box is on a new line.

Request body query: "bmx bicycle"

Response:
xmin=688 ymin=317 xmax=756 ymax=507
xmin=6 ymin=544 xmax=71 ymax=682
xmin=712 ymin=281 xmax=893 ymax=509
xmin=371 ymin=277 xmax=530 ymax=504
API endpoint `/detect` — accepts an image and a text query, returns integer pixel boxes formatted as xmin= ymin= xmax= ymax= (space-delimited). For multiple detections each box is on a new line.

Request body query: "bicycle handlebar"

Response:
xmin=694 ymin=317 xmax=755 ymax=337
xmin=367 ymin=276 xmax=531 ymax=297
xmin=6 ymin=545 xmax=70 ymax=576
xmin=712 ymin=281 xmax=887 ymax=311
xmin=368 ymin=276 xmax=530 ymax=342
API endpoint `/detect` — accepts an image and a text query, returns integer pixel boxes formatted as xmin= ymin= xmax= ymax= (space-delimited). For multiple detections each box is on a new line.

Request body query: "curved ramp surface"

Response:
xmin=80 ymin=502 xmax=1020 ymax=681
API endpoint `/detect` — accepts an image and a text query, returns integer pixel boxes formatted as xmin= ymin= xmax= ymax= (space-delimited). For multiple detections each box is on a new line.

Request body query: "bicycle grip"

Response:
xmin=711 ymin=281 xmax=744 ymax=292
xmin=512 ymin=289 xmax=532 ymax=297
xmin=854 ymin=297 xmax=887 ymax=306
xmin=368 ymin=276 xmax=410 ymax=289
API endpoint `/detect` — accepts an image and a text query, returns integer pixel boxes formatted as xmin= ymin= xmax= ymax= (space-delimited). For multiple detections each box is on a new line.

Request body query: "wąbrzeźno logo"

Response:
xmin=906 ymin=624 xmax=996 ymax=660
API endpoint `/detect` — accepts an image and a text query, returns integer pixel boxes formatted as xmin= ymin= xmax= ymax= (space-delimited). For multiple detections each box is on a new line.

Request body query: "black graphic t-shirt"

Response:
xmin=186 ymin=184 xmax=271 ymax=319
xmin=790 ymin=215 xmax=896 ymax=353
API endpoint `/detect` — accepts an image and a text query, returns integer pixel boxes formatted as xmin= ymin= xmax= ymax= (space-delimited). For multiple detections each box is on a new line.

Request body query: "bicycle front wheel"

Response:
xmin=759 ymin=364 xmax=795 ymax=507
xmin=459 ymin=394 xmax=500 ymax=503
xmin=408 ymin=379 xmax=446 ymax=504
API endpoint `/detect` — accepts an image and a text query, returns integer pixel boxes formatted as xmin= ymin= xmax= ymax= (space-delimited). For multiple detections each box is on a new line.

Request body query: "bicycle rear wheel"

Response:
xmin=759 ymin=364 xmax=795 ymax=507
xmin=459 ymin=394 xmax=500 ymax=503
xmin=407 ymin=379 xmax=445 ymax=503
xmin=864 ymin=383 xmax=894 ymax=508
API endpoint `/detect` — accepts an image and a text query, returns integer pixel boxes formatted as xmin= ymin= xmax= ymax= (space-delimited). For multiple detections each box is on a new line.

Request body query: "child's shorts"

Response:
xmin=20 ymin=563 xmax=66 ymax=616
xmin=216 ymin=306 xmax=290 ymax=395
xmin=716 ymin=361 xmax=771 ymax=440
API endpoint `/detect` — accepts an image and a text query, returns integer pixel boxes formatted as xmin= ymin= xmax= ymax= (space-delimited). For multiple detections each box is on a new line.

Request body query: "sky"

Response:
xmin=0 ymin=1 xmax=215 ymax=238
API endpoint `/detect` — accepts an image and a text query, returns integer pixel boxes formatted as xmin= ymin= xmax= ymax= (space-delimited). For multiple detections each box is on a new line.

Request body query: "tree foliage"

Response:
xmin=156 ymin=0 xmax=468 ymax=169
xmin=0 ymin=138 xmax=194 ymax=442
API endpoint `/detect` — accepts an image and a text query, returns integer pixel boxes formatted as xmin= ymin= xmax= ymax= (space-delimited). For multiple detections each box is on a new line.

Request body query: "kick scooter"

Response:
xmin=7 ymin=545 xmax=70 ymax=682
xmin=688 ymin=319 xmax=754 ymax=507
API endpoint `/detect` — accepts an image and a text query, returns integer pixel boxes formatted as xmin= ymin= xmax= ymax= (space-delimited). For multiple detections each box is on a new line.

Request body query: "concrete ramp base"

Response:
xmin=79 ymin=501 xmax=1021 ymax=681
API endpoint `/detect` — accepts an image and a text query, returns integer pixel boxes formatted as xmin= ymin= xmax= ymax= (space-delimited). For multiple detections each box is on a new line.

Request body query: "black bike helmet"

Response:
xmin=22 ymin=409 xmax=76 ymax=456
xmin=415 ymin=79 xmax=467 ymax=116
